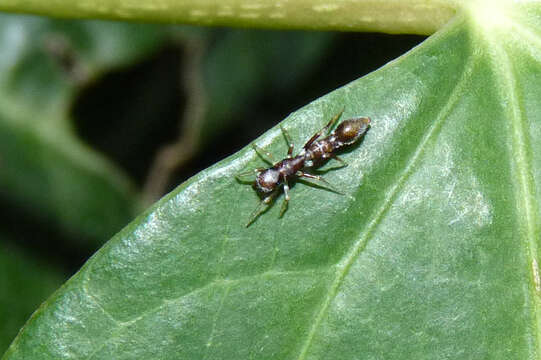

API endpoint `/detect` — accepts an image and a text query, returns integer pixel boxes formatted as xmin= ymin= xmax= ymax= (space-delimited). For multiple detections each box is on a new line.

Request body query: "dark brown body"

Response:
xmin=303 ymin=118 xmax=368 ymax=167
xmin=254 ymin=117 xmax=370 ymax=194
xmin=255 ymin=156 xmax=305 ymax=193
xmin=243 ymin=110 xmax=370 ymax=226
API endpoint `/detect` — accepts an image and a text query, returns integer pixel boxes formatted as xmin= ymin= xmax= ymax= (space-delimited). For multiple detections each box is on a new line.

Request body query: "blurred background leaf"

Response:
xmin=0 ymin=14 xmax=169 ymax=242
xmin=0 ymin=236 xmax=64 ymax=354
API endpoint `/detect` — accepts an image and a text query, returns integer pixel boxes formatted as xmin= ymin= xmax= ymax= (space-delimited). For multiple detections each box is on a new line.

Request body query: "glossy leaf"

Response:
xmin=4 ymin=2 xmax=541 ymax=359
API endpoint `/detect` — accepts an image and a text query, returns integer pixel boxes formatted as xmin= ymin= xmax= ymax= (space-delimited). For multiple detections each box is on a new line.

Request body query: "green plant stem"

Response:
xmin=0 ymin=0 xmax=455 ymax=34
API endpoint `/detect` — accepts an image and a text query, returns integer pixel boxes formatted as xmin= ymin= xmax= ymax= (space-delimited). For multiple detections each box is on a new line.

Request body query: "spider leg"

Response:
xmin=235 ymin=168 xmax=265 ymax=183
xmin=279 ymin=179 xmax=290 ymax=217
xmin=303 ymin=108 xmax=345 ymax=149
xmin=280 ymin=125 xmax=295 ymax=158
xmin=246 ymin=192 xmax=276 ymax=227
xmin=331 ymin=154 xmax=348 ymax=168
xmin=252 ymin=144 xmax=274 ymax=165
xmin=297 ymin=171 xmax=344 ymax=195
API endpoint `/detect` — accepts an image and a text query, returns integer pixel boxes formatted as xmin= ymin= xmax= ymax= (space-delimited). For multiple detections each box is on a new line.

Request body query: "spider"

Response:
xmin=237 ymin=109 xmax=370 ymax=226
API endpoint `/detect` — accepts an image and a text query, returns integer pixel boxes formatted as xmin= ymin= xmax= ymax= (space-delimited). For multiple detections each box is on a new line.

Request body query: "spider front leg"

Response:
xmin=235 ymin=168 xmax=266 ymax=183
xmin=280 ymin=125 xmax=295 ymax=158
xmin=246 ymin=191 xmax=277 ymax=227
xmin=252 ymin=144 xmax=274 ymax=165
xmin=279 ymin=179 xmax=290 ymax=217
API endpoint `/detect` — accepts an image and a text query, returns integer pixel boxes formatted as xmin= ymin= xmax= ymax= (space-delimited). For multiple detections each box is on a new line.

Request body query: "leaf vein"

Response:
xmin=203 ymin=285 xmax=232 ymax=359
xmin=82 ymin=268 xmax=326 ymax=359
xmin=295 ymin=51 xmax=477 ymax=360
xmin=483 ymin=31 xmax=541 ymax=357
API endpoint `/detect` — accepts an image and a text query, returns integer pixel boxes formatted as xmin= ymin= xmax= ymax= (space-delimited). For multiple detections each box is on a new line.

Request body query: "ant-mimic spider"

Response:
xmin=237 ymin=109 xmax=371 ymax=227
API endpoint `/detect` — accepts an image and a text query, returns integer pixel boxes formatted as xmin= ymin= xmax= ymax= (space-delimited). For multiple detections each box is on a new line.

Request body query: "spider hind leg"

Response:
xmin=297 ymin=171 xmax=344 ymax=195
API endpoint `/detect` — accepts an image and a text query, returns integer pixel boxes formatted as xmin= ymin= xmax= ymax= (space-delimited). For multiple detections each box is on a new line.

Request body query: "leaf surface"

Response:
xmin=5 ymin=2 xmax=541 ymax=359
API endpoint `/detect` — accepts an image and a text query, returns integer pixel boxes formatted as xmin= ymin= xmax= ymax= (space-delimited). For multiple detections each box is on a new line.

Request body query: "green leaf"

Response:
xmin=4 ymin=2 xmax=541 ymax=359
xmin=0 ymin=15 xmax=169 ymax=241
xmin=200 ymin=30 xmax=334 ymax=144
xmin=0 ymin=0 xmax=454 ymax=35
xmin=0 ymin=239 xmax=65 ymax=355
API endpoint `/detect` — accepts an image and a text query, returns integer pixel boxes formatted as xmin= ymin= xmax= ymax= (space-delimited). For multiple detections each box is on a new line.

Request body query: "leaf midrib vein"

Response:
xmin=482 ymin=25 xmax=541 ymax=357
xmin=295 ymin=43 xmax=477 ymax=360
